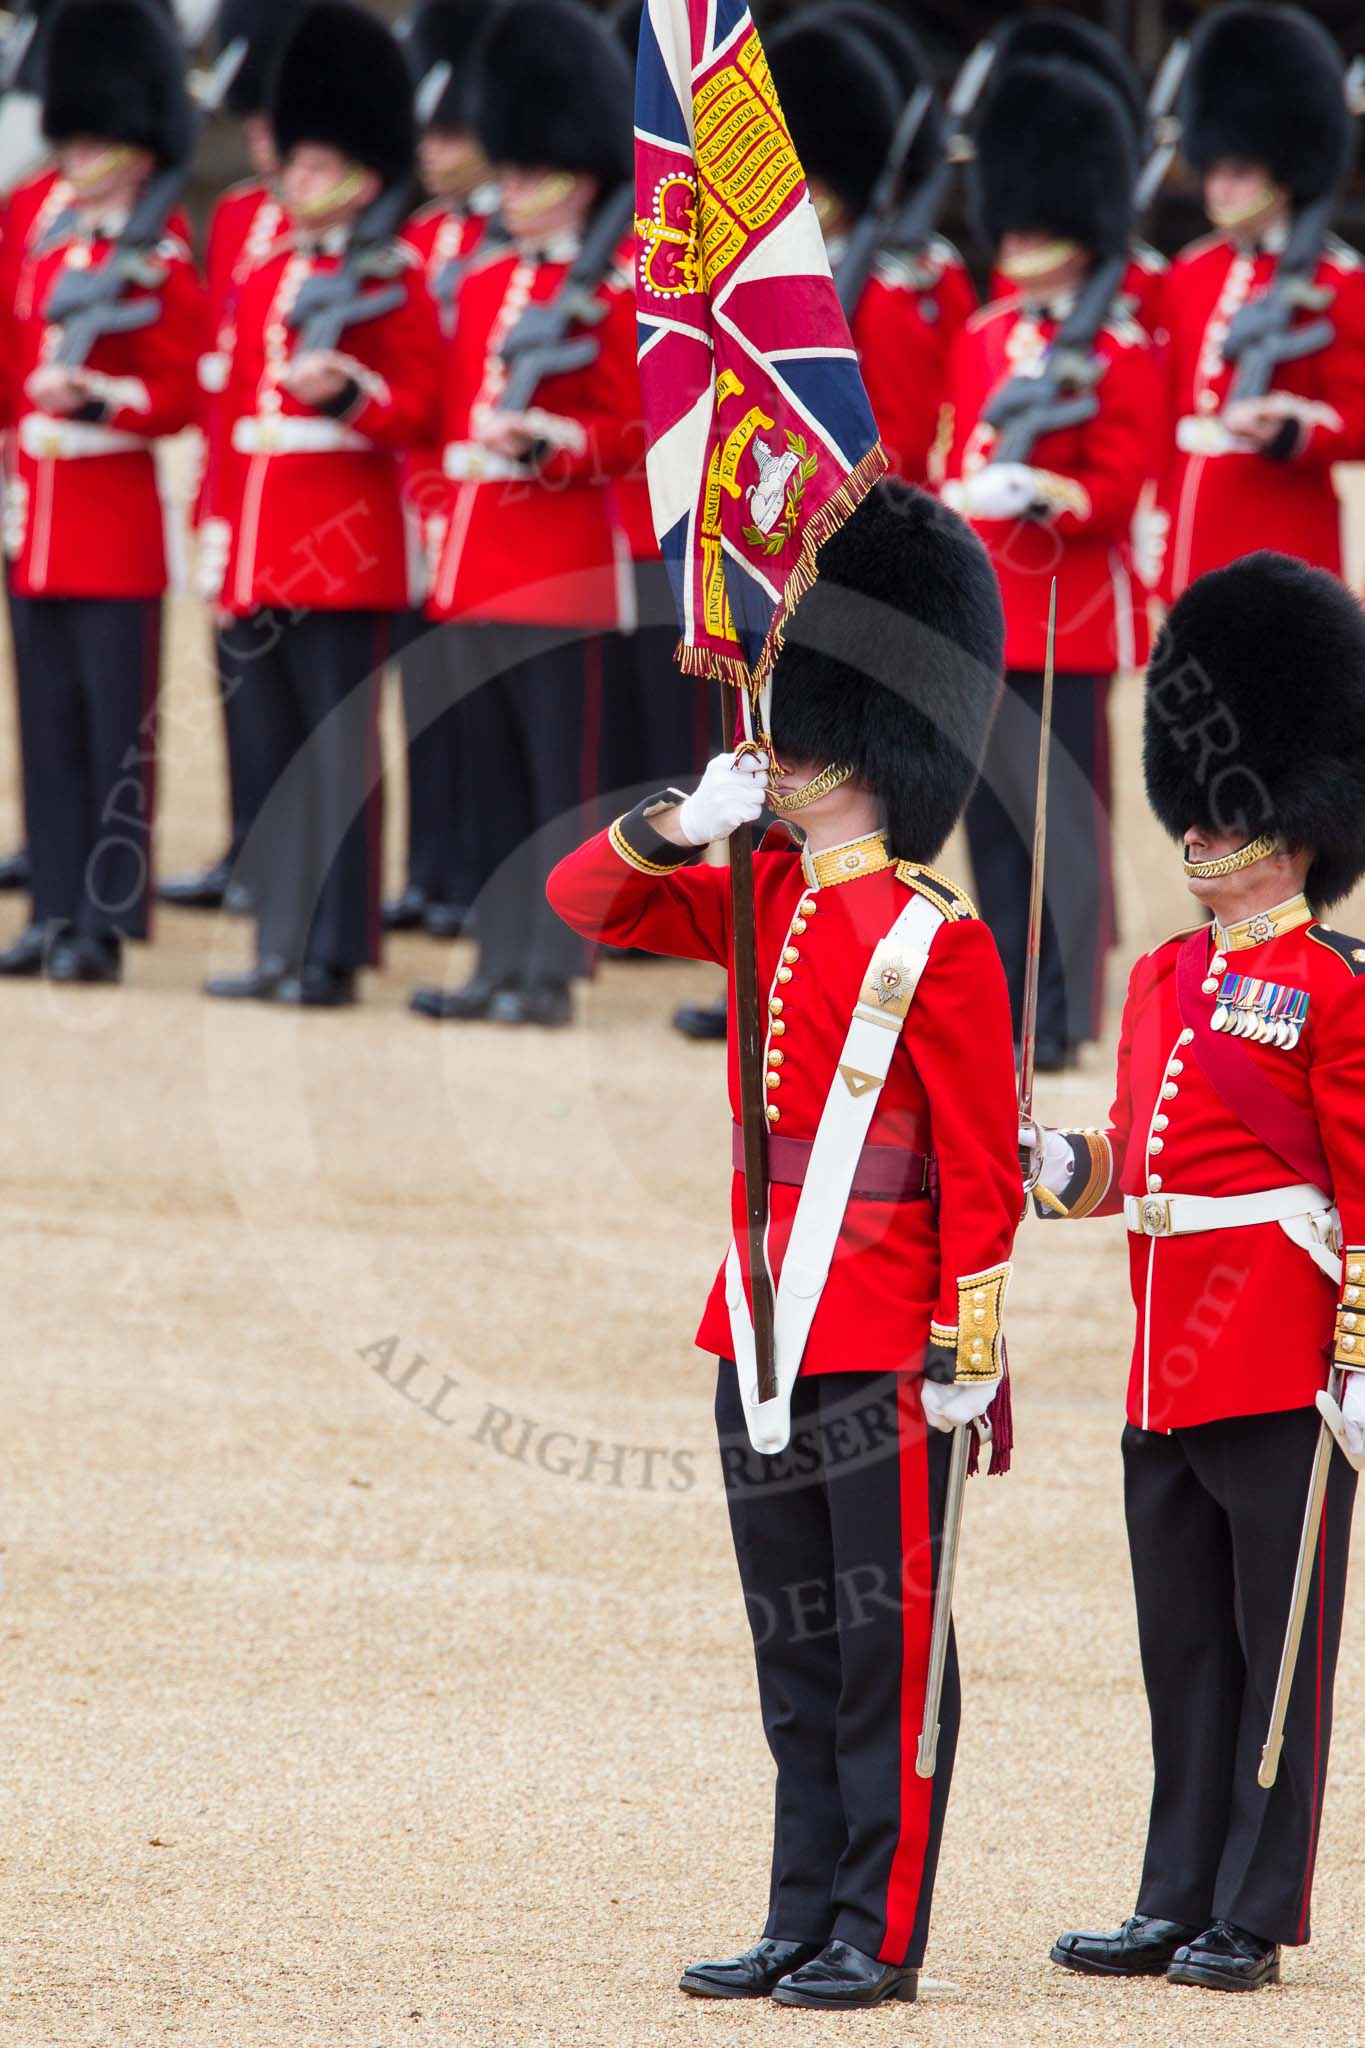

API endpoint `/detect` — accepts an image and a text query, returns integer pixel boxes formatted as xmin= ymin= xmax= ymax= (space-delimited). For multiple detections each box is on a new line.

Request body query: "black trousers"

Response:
xmin=1125 ymin=1409 xmax=1357 ymax=1945
xmin=965 ymin=668 xmax=1112 ymax=1049
xmin=218 ymin=620 xmax=294 ymax=868
xmin=599 ymin=562 xmax=712 ymax=815
xmin=235 ymin=608 xmax=386 ymax=972
xmin=716 ymin=1362 xmax=958 ymax=1967
xmin=462 ymin=623 xmax=593 ymax=989
xmin=18 ymin=595 xmax=161 ymax=939
xmin=394 ymin=612 xmax=487 ymax=911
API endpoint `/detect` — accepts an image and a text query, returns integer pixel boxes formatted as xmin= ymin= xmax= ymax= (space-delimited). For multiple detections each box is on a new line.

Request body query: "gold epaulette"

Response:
xmin=895 ymin=861 xmax=977 ymax=921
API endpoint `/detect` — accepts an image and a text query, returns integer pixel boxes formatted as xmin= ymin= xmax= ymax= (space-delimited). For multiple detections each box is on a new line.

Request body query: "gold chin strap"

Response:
xmin=1208 ymin=181 xmax=1285 ymax=231
xmin=508 ymin=170 xmax=576 ymax=222
xmin=997 ymin=238 xmax=1083 ymax=281
xmin=1182 ymin=833 xmax=1279 ymax=880
xmin=766 ymin=760 xmax=855 ymax=814
xmin=292 ymin=166 xmax=368 ymax=223
xmin=67 ymin=143 xmax=139 ymax=191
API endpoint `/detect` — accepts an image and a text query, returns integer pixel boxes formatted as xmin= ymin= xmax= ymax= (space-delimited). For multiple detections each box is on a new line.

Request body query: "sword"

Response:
xmin=916 ymin=1416 xmax=988 ymax=1777
xmin=1258 ymin=1369 xmax=1353 ymax=1787
xmin=1018 ymin=580 xmax=1057 ymax=1198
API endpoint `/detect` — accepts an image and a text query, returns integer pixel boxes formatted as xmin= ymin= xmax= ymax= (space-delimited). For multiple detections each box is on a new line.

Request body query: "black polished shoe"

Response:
xmin=0 ymin=923 xmax=59 ymax=976
xmin=680 ymin=1939 xmax=822 ymax=2000
xmin=1052 ymin=1914 xmax=1202 ymax=1979
xmin=0 ymin=848 xmax=30 ymax=890
xmin=158 ymin=860 xmax=233 ymax=910
xmin=409 ymin=976 xmax=507 ymax=1021
xmin=48 ymin=933 xmax=122 ymax=984
xmin=771 ymin=1941 xmax=917 ymax=2008
xmin=273 ymin=964 xmax=356 ymax=1009
xmin=203 ymin=955 xmax=293 ymax=1001
xmin=384 ymin=884 xmax=429 ymax=932
xmin=421 ymin=900 xmax=469 ymax=940
xmin=1167 ymin=1921 xmax=1281 ymax=1993
xmin=673 ymin=997 xmax=727 ymax=1042
xmin=489 ymin=980 xmax=572 ymax=1027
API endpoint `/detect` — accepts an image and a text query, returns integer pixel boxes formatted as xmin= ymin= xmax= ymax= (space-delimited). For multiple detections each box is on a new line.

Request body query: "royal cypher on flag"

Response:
xmin=632 ymin=0 xmax=888 ymax=696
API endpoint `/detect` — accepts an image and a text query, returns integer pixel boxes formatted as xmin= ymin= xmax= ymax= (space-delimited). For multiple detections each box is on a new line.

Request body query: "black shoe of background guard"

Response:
xmin=1051 ymin=1914 xmax=1203 ymax=1978
xmin=1166 ymin=1921 xmax=1281 ymax=1993
xmin=680 ymin=1939 xmax=822 ymax=2000
xmin=771 ymin=1940 xmax=918 ymax=2008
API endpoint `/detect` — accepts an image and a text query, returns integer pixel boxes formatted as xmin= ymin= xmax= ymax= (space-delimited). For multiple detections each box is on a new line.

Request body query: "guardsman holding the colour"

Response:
xmin=1031 ymin=551 xmax=1365 ymax=1994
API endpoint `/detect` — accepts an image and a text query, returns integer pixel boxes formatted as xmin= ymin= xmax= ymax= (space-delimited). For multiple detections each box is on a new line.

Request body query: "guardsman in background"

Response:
xmin=412 ymin=0 xmax=641 ymax=1029
xmin=0 ymin=0 xmax=205 ymax=984
xmin=943 ymin=57 xmax=1161 ymax=1070
xmin=985 ymin=10 xmax=1168 ymax=342
xmin=1031 ymin=552 xmax=1365 ymax=1994
xmin=205 ymin=0 xmax=440 ymax=1008
xmin=1160 ymin=3 xmax=1365 ymax=600
xmin=550 ymin=484 xmax=1020 ymax=2010
xmin=385 ymin=0 xmax=502 ymax=943
xmin=159 ymin=0 xmax=312 ymax=915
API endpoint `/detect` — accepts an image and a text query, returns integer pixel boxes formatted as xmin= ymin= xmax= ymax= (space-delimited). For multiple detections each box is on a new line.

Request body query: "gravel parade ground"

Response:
xmin=2 ymin=615 xmax=1363 ymax=2048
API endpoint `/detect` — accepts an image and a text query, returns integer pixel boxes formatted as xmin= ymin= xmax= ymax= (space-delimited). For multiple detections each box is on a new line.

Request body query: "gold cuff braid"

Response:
xmin=948 ymin=1263 xmax=1010 ymax=1383
xmin=1335 ymin=1248 xmax=1365 ymax=1367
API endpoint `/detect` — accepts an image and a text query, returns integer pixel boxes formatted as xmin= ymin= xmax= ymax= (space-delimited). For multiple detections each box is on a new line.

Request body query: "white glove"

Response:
xmin=922 ymin=1375 xmax=999 ymax=1432
xmin=1342 ymin=1372 xmax=1365 ymax=1458
xmin=1019 ymin=1122 xmax=1075 ymax=1197
xmin=961 ymin=461 xmax=1042 ymax=522
xmin=676 ymin=749 xmax=769 ymax=846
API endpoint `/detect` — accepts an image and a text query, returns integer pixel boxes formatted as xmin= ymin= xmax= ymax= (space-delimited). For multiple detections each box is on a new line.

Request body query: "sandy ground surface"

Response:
xmin=2 ymin=577 xmax=1365 ymax=2048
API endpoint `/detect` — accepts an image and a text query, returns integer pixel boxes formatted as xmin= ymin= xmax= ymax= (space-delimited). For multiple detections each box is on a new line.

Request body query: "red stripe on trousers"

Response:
xmin=879 ymin=1374 xmax=936 ymax=1961
xmin=1297 ymin=1515 xmax=1329 ymax=1943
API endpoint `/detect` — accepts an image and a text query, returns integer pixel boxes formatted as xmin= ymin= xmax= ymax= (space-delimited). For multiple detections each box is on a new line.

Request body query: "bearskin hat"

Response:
xmin=802 ymin=2 xmax=942 ymax=185
xmin=769 ymin=481 xmax=1004 ymax=865
xmin=41 ymin=0 xmax=191 ymax=165
xmin=1144 ymin=552 xmax=1365 ymax=910
xmin=768 ymin=18 xmax=898 ymax=217
xmin=972 ymin=55 xmax=1136 ymax=261
xmin=407 ymin=0 xmax=496 ymax=133
xmin=471 ymin=0 xmax=633 ymax=187
xmin=270 ymin=0 xmax=414 ymax=184
xmin=990 ymin=10 xmax=1145 ymax=144
xmin=215 ymin=0 xmax=316 ymax=119
xmin=1180 ymin=3 xmax=1352 ymax=204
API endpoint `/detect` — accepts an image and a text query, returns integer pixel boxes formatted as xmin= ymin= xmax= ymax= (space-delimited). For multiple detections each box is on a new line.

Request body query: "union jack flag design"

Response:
xmin=633 ymin=0 xmax=887 ymax=696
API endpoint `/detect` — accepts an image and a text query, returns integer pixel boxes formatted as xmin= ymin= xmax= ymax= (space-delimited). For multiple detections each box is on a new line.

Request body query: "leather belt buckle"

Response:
xmin=1139 ymin=1196 xmax=1173 ymax=1237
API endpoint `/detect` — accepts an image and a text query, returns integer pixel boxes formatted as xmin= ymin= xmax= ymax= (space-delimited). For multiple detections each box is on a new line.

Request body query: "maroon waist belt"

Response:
xmin=732 ymin=1124 xmax=934 ymax=1202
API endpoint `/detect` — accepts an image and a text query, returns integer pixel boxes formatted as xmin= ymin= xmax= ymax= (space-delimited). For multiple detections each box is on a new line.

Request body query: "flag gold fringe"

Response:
xmin=675 ymin=639 xmax=755 ymax=692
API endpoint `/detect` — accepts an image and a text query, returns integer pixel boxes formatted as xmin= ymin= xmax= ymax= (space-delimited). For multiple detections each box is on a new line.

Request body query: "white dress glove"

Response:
xmin=961 ymin=462 xmax=1041 ymax=522
xmin=676 ymin=749 xmax=769 ymax=846
xmin=1342 ymin=1371 xmax=1365 ymax=1458
xmin=922 ymin=1376 xmax=1000 ymax=1432
xmin=1019 ymin=1122 xmax=1075 ymax=1196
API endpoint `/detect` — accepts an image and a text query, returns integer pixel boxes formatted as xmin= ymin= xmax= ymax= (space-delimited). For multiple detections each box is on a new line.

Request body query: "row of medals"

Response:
xmin=1210 ymin=973 xmax=1308 ymax=1049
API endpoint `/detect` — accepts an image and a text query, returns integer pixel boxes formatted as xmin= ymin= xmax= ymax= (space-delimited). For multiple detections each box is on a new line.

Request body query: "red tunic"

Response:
xmin=219 ymin=229 xmax=443 ymax=616
xmin=426 ymin=236 xmax=643 ymax=629
xmin=942 ymin=295 xmax=1163 ymax=673
xmin=8 ymin=200 xmax=205 ymax=598
xmin=1059 ymin=917 xmax=1365 ymax=1433
xmin=852 ymin=239 xmax=976 ymax=487
xmin=196 ymin=179 xmax=285 ymax=534
xmin=1158 ymin=232 xmax=1365 ymax=600
xmin=548 ymin=815 xmax=1021 ymax=1375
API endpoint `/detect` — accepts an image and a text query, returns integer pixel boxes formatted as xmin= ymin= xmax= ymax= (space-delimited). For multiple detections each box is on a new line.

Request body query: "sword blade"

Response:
xmin=1258 ymin=1372 xmax=1341 ymax=1788
xmin=1017 ymin=578 xmax=1057 ymax=1131
xmin=916 ymin=1420 xmax=976 ymax=1777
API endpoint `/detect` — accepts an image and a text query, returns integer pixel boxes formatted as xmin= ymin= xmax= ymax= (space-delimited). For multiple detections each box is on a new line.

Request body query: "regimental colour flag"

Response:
xmin=633 ymin=0 xmax=887 ymax=698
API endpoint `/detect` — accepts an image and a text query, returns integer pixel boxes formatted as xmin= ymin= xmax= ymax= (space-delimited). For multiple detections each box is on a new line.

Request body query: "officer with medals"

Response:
xmin=1029 ymin=551 xmax=1365 ymax=1992
xmin=550 ymin=483 xmax=1021 ymax=2009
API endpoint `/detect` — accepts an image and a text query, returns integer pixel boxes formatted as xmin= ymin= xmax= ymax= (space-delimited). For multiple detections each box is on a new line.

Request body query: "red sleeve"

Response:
xmin=855 ymin=279 xmax=954 ymax=484
xmin=1290 ymin=265 xmax=1365 ymax=469
xmin=97 ymin=246 xmax=208 ymax=438
xmin=937 ymin=256 xmax=979 ymax=346
xmin=547 ymin=804 xmax=732 ymax=965
xmin=333 ymin=268 xmax=443 ymax=452
xmin=905 ymin=917 xmax=1022 ymax=1362
xmin=532 ymin=286 xmax=646 ymax=486
xmin=1041 ymin=336 xmax=1164 ymax=542
xmin=1049 ymin=951 xmax=1143 ymax=1221
xmin=1310 ymin=973 xmax=1365 ymax=1319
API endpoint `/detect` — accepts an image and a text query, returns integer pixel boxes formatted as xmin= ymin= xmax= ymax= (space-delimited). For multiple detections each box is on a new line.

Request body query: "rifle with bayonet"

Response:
xmin=1134 ymin=36 xmax=1189 ymax=216
xmin=494 ymin=181 xmax=635 ymax=416
xmin=286 ymin=171 xmax=424 ymax=353
xmin=1217 ymin=186 xmax=1338 ymax=416
xmin=886 ymin=37 xmax=997 ymax=257
xmin=980 ymin=247 xmax=1128 ymax=462
xmin=41 ymin=38 xmax=245 ymax=367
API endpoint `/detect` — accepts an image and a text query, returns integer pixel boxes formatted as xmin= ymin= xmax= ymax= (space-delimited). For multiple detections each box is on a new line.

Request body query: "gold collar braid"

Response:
xmin=1214 ymin=894 xmax=1313 ymax=952
xmin=801 ymin=832 xmax=892 ymax=889
xmin=1183 ymin=834 xmax=1279 ymax=880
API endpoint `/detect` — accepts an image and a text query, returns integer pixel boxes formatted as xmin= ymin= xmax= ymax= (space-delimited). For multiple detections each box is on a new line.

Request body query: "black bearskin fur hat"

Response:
xmin=1144 ymin=551 xmax=1365 ymax=910
xmin=42 ymin=0 xmax=191 ymax=165
xmin=270 ymin=0 xmax=414 ymax=183
xmin=217 ymin=0 xmax=314 ymax=119
xmin=1180 ymin=3 xmax=1352 ymax=204
xmin=800 ymin=2 xmax=942 ymax=184
xmin=770 ymin=481 xmax=1005 ymax=865
xmin=471 ymin=0 xmax=633 ymax=187
xmin=407 ymin=0 xmax=497 ymax=133
xmin=769 ymin=17 xmax=898 ymax=217
xmin=972 ymin=55 xmax=1136 ymax=260
xmin=991 ymin=9 xmax=1145 ymax=144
